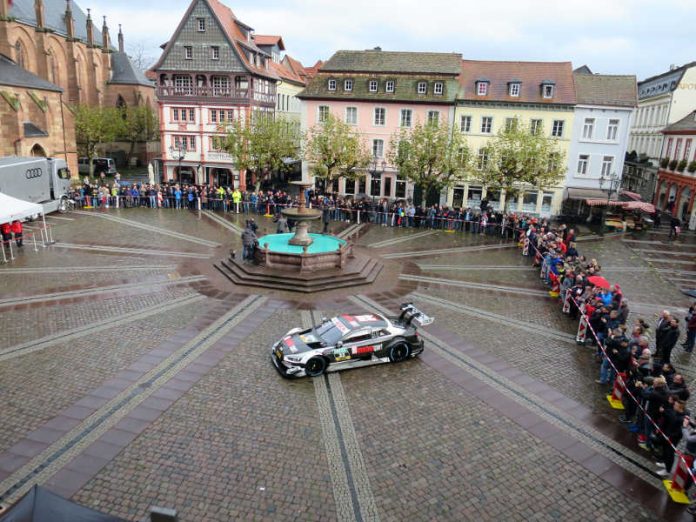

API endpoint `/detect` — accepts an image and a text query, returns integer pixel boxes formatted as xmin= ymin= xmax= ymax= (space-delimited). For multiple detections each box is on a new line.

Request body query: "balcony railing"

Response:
xmin=207 ymin=151 xmax=234 ymax=162
xmin=157 ymin=86 xmax=252 ymax=100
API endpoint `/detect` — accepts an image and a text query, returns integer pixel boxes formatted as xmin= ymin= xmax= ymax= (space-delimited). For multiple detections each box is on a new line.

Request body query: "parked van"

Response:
xmin=78 ymin=157 xmax=117 ymax=176
xmin=0 ymin=157 xmax=72 ymax=213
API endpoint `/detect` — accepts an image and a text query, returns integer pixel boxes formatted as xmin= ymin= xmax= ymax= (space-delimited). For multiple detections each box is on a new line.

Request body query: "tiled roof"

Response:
xmin=253 ymin=35 xmax=285 ymax=50
xmin=0 ymin=54 xmax=62 ymax=92
xmin=282 ymin=55 xmax=308 ymax=82
xmin=321 ymin=50 xmax=462 ymax=75
xmin=663 ymin=110 xmax=696 ymax=134
xmin=573 ymin=73 xmax=637 ymax=108
xmin=458 ymin=60 xmax=576 ymax=105
xmin=9 ymin=0 xmax=102 ymax=43
xmin=304 ymin=60 xmax=324 ymax=79
xmin=269 ymin=60 xmax=305 ymax=86
xmin=109 ymin=52 xmax=154 ymax=87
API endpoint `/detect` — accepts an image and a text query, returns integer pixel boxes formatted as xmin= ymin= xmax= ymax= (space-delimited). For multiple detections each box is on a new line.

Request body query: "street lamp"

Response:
xmin=598 ymin=171 xmax=621 ymax=236
xmin=169 ymin=144 xmax=186 ymax=183
xmin=368 ymin=158 xmax=387 ymax=202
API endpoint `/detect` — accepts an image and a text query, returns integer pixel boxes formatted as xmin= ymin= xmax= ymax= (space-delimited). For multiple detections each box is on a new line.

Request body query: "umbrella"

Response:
xmin=588 ymin=275 xmax=610 ymax=289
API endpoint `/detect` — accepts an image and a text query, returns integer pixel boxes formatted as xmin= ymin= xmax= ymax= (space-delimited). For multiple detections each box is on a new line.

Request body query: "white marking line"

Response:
xmin=644 ymin=257 xmax=695 ymax=266
xmin=0 ymin=265 xmax=176 ymax=275
xmin=338 ymin=224 xmax=365 ymax=239
xmin=0 ymin=275 xmax=207 ymax=307
xmin=73 ymin=210 xmax=220 ymax=248
xmin=45 ymin=215 xmax=74 ymax=221
xmin=0 ymin=294 xmax=206 ymax=362
xmin=399 ymin=274 xmax=549 ymax=296
xmin=630 ymin=248 xmax=696 ymax=256
xmin=54 ymin=243 xmax=211 ymax=259
xmin=417 ymin=264 xmax=535 ymax=271
xmin=382 ymin=243 xmax=516 ymax=259
xmin=201 ymin=210 xmax=243 ymax=235
xmin=368 ymin=230 xmax=438 ymax=249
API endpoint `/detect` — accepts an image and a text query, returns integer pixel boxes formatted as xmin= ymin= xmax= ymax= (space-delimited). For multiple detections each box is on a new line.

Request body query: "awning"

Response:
xmin=620 ymin=190 xmax=643 ymax=201
xmin=0 ymin=192 xmax=43 ymax=223
xmin=566 ymin=187 xmax=618 ymax=201
xmin=585 ymin=199 xmax=655 ymax=214
xmin=585 ymin=199 xmax=624 ymax=207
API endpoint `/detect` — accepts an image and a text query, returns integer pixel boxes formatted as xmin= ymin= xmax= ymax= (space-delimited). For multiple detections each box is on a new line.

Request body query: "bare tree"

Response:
xmin=127 ymin=41 xmax=156 ymax=72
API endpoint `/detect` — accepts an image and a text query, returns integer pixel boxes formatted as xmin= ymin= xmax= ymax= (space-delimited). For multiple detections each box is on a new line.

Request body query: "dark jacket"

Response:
xmin=241 ymin=228 xmax=257 ymax=247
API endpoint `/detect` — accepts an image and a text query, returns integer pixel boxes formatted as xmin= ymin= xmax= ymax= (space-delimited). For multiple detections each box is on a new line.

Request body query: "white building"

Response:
xmin=629 ymin=62 xmax=696 ymax=162
xmin=565 ymin=68 xmax=636 ymax=204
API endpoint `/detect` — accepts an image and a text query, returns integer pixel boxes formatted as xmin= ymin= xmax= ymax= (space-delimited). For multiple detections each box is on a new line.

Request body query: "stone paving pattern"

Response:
xmin=1 ymin=208 xmax=694 ymax=520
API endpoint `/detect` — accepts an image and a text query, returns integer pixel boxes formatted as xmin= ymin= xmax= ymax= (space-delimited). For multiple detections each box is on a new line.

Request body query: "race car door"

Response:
xmin=339 ymin=328 xmax=379 ymax=362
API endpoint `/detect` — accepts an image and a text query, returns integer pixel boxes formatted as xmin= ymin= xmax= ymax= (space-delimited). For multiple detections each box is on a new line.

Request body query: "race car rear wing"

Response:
xmin=398 ymin=303 xmax=434 ymax=327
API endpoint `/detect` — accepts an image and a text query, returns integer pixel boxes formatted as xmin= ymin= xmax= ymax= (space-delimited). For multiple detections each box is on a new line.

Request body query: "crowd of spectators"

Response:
xmin=522 ymin=219 xmax=696 ymax=494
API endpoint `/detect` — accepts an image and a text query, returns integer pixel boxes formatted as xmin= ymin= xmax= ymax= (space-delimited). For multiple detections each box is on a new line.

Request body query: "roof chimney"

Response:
xmin=35 ymin=0 xmax=45 ymax=28
xmin=86 ymin=8 xmax=94 ymax=46
xmin=118 ymin=24 xmax=124 ymax=53
xmin=64 ymin=0 xmax=75 ymax=38
xmin=102 ymin=15 xmax=110 ymax=50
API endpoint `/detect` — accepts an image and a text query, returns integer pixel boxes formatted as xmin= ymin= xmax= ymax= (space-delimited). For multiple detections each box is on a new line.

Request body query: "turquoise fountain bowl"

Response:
xmin=256 ymin=233 xmax=346 ymax=255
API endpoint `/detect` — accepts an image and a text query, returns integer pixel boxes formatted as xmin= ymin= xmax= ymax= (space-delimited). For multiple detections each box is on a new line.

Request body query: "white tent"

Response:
xmin=0 ymin=192 xmax=43 ymax=223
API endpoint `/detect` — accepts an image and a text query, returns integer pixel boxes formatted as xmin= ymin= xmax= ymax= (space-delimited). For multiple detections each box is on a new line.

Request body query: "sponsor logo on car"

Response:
xmin=354 ymin=315 xmax=379 ymax=322
xmin=352 ymin=345 xmax=377 ymax=356
xmin=333 ymin=347 xmax=351 ymax=361
xmin=341 ymin=314 xmax=360 ymax=328
xmin=332 ymin=317 xmax=349 ymax=334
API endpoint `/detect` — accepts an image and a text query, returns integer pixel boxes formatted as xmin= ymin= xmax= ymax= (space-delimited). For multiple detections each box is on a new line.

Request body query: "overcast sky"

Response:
xmin=88 ymin=0 xmax=693 ymax=79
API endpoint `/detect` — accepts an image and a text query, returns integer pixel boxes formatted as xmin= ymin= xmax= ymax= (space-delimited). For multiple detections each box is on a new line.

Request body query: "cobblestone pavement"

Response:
xmin=0 ymin=210 xmax=692 ymax=521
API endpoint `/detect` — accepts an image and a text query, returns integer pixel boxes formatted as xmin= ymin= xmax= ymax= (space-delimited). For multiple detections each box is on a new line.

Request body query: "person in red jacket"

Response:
xmin=1 ymin=222 xmax=11 ymax=245
xmin=11 ymin=220 xmax=23 ymax=247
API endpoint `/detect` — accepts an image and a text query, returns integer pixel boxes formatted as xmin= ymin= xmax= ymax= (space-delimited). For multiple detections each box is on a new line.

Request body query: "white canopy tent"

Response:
xmin=0 ymin=192 xmax=49 ymax=262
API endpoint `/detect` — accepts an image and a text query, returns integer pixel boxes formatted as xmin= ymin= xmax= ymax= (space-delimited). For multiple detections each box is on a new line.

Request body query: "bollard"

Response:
xmin=606 ymin=372 xmax=626 ymax=409
xmin=663 ymin=454 xmax=694 ymax=504
xmin=522 ymin=237 xmax=529 ymax=256
xmin=562 ymin=289 xmax=571 ymax=314
xmin=576 ymin=315 xmax=588 ymax=345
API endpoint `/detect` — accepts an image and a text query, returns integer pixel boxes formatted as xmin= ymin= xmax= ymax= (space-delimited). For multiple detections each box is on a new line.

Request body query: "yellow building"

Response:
xmin=449 ymin=60 xmax=576 ymax=216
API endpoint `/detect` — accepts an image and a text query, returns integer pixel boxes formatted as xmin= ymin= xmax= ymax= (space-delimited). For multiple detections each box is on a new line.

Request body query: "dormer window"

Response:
xmin=197 ymin=18 xmax=206 ymax=32
xmin=541 ymin=81 xmax=555 ymax=99
xmin=508 ymin=82 xmax=521 ymax=97
xmin=328 ymin=79 xmax=337 ymax=91
xmin=434 ymin=82 xmax=444 ymax=95
xmin=344 ymin=79 xmax=353 ymax=92
xmin=417 ymin=81 xmax=427 ymax=94
xmin=385 ymin=80 xmax=395 ymax=93
xmin=476 ymin=80 xmax=489 ymax=96
xmin=184 ymin=46 xmax=193 ymax=60
xmin=369 ymin=80 xmax=378 ymax=93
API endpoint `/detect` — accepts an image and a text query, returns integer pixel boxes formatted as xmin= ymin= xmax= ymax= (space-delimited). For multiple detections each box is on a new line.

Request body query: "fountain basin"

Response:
xmin=254 ymin=233 xmax=349 ymax=272
xmin=257 ymin=233 xmax=345 ymax=254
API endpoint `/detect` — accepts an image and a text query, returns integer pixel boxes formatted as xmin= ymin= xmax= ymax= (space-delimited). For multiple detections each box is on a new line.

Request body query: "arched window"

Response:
xmin=31 ymin=144 xmax=47 ymax=157
xmin=14 ymin=41 xmax=26 ymax=69
xmin=116 ymin=95 xmax=127 ymax=110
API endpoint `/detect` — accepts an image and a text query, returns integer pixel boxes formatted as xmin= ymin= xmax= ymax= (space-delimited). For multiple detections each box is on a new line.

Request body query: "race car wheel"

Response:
xmin=305 ymin=357 xmax=327 ymax=377
xmin=389 ymin=343 xmax=410 ymax=363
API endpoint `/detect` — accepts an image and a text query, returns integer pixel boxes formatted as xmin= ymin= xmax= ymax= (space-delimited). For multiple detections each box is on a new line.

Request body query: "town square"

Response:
xmin=1 ymin=0 xmax=696 ymax=520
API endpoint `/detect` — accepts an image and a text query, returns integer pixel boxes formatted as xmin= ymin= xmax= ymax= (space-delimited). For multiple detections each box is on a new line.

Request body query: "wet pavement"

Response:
xmin=0 ymin=206 xmax=694 ymax=521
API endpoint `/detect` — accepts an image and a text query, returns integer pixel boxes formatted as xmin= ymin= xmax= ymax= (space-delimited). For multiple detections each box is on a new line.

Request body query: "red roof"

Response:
xmin=304 ymin=60 xmax=324 ymax=79
xmin=459 ymin=60 xmax=576 ymax=105
xmin=253 ymin=34 xmax=285 ymax=50
xmin=269 ymin=60 xmax=305 ymax=85
xmin=283 ymin=55 xmax=308 ymax=81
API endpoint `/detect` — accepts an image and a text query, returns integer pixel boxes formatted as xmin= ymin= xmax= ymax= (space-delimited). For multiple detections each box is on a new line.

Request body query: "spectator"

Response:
xmin=241 ymin=224 xmax=257 ymax=261
xmin=683 ymin=303 xmax=696 ymax=353
xmin=11 ymin=220 xmax=23 ymax=247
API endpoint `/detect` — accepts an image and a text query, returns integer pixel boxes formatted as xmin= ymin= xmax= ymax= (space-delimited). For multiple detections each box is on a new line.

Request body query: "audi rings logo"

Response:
xmin=25 ymin=168 xmax=43 ymax=179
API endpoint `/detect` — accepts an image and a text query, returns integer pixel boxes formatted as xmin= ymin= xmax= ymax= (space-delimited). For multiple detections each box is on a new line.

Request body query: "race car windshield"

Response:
xmin=315 ymin=323 xmax=343 ymax=345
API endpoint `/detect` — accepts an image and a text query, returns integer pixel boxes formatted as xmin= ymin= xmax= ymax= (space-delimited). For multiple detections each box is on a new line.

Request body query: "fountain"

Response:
xmin=215 ymin=180 xmax=383 ymax=293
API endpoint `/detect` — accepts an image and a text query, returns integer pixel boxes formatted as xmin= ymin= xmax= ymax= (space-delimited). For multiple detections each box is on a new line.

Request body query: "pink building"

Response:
xmin=299 ymin=49 xmax=462 ymax=201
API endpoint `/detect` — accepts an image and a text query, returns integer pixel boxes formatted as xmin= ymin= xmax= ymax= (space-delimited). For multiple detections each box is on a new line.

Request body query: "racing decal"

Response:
xmin=352 ymin=345 xmax=378 ymax=356
xmin=333 ymin=347 xmax=351 ymax=362
xmin=283 ymin=336 xmax=297 ymax=353
xmin=300 ymin=334 xmax=320 ymax=344
xmin=341 ymin=315 xmax=360 ymax=328
xmin=332 ymin=317 xmax=349 ymax=334
xmin=354 ymin=314 xmax=379 ymax=322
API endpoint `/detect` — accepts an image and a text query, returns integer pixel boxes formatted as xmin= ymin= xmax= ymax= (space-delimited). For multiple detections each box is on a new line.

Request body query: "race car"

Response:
xmin=271 ymin=303 xmax=433 ymax=378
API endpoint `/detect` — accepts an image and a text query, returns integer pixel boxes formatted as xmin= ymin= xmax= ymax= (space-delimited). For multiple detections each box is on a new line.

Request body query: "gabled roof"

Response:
xmin=152 ymin=0 xmax=278 ymax=80
xmin=9 ymin=0 xmax=102 ymax=43
xmin=662 ymin=110 xmax=696 ymax=134
xmin=109 ymin=52 xmax=154 ymax=87
xmin=0 ymin=54 xmax=62 ymax=92
xmin=270 ymin=60 xmax=305 ymax=86
xmin=640 ymin=62 xmax=696 ymax=85
xmin=304 ymin=60 xmax=324 ymax=79
xmin=282 ymin=55 xmax=308 ymax=82
xmin=253 ymin=34 xmax=285 ymax=50
xmin=574 ymin=65 xmax=593 ymax=75
xmin=458 ymin=60 xmax=576 ymax=105
xmin=321 ymin=49 xmax=462 ymax=75
xmin=573 ymin=73 xmax=637 ymax=108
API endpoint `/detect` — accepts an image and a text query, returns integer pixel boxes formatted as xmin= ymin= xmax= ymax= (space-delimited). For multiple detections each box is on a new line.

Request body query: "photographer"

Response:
xmin=636 ymin=376 xmax=669 ymax=450
xmin=655 ymin=398 xmax=687 ymax=477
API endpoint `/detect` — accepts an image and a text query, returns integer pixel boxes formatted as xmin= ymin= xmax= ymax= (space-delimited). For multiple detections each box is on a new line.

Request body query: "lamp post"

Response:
xmin=169 ymin=144 xmax=186 ymax=183
xmin=598 ymin=171 xmax=621 ymax=236
xmin=368 ymin=158 xmax=387 ymax=203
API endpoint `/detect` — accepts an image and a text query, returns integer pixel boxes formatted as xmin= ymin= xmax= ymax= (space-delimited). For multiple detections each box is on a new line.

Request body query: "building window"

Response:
xmin=577 ymin=154 xmax=589 ymax=175
xmin=427 ymin=111 xmax=439 ymax=126
xmin=172 ymin=108 xmax=179 ymax=121
xmin=477 ymin=148 xmax=489 ymax=170
xmin=173 ymin=75 xmax=192 ymax=95
xmin=184 ymin=46 xmax=193 ymax=60
xmin=210 ymin=109 xmax=217 ymax=123
xmin=211 ymin=76 xmax=230 ymax=96
xmin=684 ymin=139 xmax=692 ymax=160
xmin=551 ymin=120 xmax=564 ymax=137
xmin=318 ymin=105 xmax=330 ymax=123
xmin=197 ymin=18 xmax=206 ymax=32
xmin=344 ymin=79 xmax=353 ymax=91
xmin=188 ymin=136 xmax=196 ymax=151
xmin=385 ymin=80 xmax=395 ymax=93
xmin=369 ymin=80 xmax=378 ymax=93
xmin=328 ymin=79 xmax=337 ymax=91
xmin=481 ymin=116 xmax=492 ymax=134
xmin=675 ymin=139 xmax=682 ymax=159
xmin=211 ymin=46 xmax=220 ymax=60
xmin=665 ymin=138 xmax=673 ymax=158
xmin=582 ymin=118 xmax=595 ymax=139
xmin=460 ymin=115 xmax=471 ymax=133
xmin=530 ymin=119 xmax=542 ymax=135
xmin=417 ymin=81 xmax=427 ymax=94
xmin=372 ymin=139 xmax=384 ymax=158
xmin=542 ymin=84 xmax=554 ymax=98
xmin=509 ymin=83 xmax=520 ymax=97
xmin=505 ymin=117 xmax=517 ymax=132
xmin=601 ymin=156 xmax=613 ymax=177
xmin=400 ymin=109 xmax=412 ymax=128
xmin=345 ymin=107 xmax=357 ymax=125
xmin=434 ymin=82 xmax=443 ymax=95
xmin=606 ymin=119 xmax=619 ymax=141
xmin=476 ymin=81 xmax=488 ymax=96
xmin=395 ymin=175 xmax=406 ymax=198
xmin=374 ymin=107 xmax=386 ymax=126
